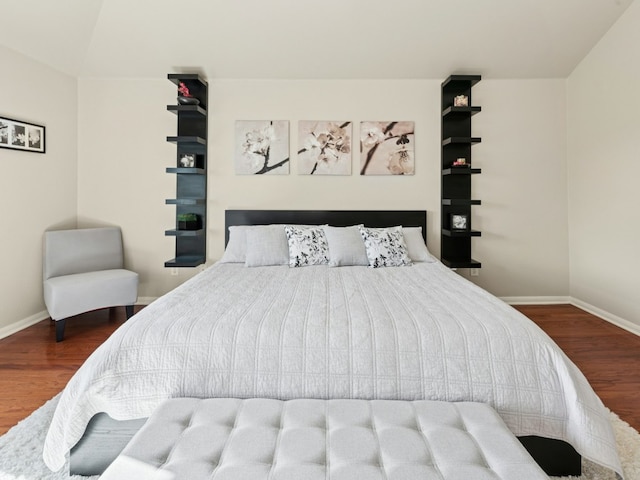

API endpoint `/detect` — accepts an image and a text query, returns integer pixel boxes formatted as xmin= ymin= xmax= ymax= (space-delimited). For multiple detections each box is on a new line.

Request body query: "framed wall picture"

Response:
xmin=235 ymin=120 xmax=290 ymax=175
xmin=0 ymin=116 xmax=45 ymax=153
xmin=450 ymin=213 xmax=469 ymax=231
xmin=360 ymin=121 xmax=414 ymax=175
xmin=298 ymin=121 xmax=352 ymax=175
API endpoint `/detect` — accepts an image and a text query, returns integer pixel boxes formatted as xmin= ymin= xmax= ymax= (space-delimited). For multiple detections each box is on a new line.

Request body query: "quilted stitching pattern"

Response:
xmin=101 ymin=398 xmax=548 ymax=480
xmin=44 ymin=262 xmax=621 ymax=475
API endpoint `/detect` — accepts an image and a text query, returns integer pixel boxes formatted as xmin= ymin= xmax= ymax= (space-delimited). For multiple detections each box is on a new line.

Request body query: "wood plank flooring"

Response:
xmin=515 ymin=304 xmax=640 ymax=431
xmin=0 ymin=303 xmax=638 ymax=436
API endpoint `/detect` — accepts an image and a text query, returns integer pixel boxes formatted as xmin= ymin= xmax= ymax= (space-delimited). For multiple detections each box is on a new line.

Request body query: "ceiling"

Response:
xmin=0 ymin=0 xmax=634 ymax=79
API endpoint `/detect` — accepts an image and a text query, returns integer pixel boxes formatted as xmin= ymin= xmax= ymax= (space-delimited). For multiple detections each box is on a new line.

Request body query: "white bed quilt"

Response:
xmin=43 ymin=262 xmax=622 ymax=475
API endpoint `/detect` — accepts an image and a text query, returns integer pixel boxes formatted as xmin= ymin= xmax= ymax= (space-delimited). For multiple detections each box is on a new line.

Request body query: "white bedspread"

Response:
xmin=43 ymin=262 xmax=622 ymax=475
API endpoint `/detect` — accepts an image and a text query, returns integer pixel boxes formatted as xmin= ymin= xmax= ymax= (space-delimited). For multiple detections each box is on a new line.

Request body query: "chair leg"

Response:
xmin=125 ymin=305 xmax=134 ymax=319
xmin=56 ymin=319 xmax=66 ymax=342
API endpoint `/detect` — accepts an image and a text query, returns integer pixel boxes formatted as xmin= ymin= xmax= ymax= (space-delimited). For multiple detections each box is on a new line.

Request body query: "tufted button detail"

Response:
xmin=100 ymin=398 xmax=549 ymax=480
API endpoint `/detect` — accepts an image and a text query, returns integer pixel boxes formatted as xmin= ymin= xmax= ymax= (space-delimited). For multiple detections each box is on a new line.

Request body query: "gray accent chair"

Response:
xmin=43 ymin=227 xmax=139 ymax=342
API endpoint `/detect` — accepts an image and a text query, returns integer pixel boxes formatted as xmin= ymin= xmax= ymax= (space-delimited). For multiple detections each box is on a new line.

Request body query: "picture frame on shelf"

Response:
xmin=450 ymin=213 xmax=469 ymax=231
xmin=179 ymin=153 xmax=196 ymax=168
xmin=453 ymin=95 xmax=469 ymax=107
xmin=0 ymin=116 xmax=45 ymax=153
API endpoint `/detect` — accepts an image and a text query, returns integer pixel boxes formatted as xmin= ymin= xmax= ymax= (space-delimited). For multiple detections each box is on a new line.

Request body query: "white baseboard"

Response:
xmin=501 ymin=295 xmax=640 ymax=337
xmin=3 ymin=297 xmax=637 ymax=341
xmin=0 ymin=298 xmax=159 ymax=341
xmin=500 ymin=296 xmax=571 ymax=305
xmin=570 ymin=298 xmax=640 ymax=337
xmin=0 ymin=310 xmax=49 ymax=340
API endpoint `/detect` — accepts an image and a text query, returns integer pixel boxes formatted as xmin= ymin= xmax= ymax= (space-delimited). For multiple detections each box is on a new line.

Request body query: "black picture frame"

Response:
xmin=450 ymin=213 xmax=469 ymax=231
xmin=0 ymin=116 xmax=45 ymax=153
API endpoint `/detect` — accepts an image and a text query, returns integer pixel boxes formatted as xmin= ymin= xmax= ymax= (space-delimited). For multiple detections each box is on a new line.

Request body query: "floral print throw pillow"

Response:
xmin=358 ymin=226 xmax=412 ymax=268
xmin=284 ymin=225 xmax=330 ymax=267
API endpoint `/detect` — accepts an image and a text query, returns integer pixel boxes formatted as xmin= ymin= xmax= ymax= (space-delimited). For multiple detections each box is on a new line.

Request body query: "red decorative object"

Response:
xmin=178 ymin=82 xmax=192 ymax=97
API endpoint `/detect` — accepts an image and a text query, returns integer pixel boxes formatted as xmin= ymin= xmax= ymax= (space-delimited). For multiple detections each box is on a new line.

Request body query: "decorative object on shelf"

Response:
xmin=179 ymin=153 xmax=196 ymax=168
xmin=177 ymin=213 xmax=201 ymax=231
xmin=177 ymin=81 xmax=200 ymax=105
xmin=235 ymin=120 xmax=290 ymax=175
xmin=452 ymin=157 xmax=469 ymax=167
xmin=453 ymin=95 xmax=469 ymax=107
xmin=450 ymin=213 xmax=469 ymax=231
xmin=0 ymin=116 xmax=45 ymax=153
xmin=298 ymin=121 xmax=352 ymax=175
xmin=360 ymin=121 xmax=414 ymax=175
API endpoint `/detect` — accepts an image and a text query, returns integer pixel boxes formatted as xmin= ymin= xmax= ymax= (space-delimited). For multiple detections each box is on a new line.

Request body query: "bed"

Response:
xmin=43 ymin=210 xmax=622 ymax=478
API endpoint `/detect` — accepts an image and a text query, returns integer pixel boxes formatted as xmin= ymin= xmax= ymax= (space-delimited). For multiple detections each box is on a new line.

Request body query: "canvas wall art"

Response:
xmin=298 ymin=121 xmax=352 ymax=175
xmin=360 ymin=121 xmax=414 ymax=175
xmin=235 ymin=120 xmax=290 ymax=175
xmin=0 ymin=116 xmax=45 ymax=153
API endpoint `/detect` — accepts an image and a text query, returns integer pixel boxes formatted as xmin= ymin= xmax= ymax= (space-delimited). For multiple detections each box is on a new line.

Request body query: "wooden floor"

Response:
xmin=0 ymin=304 xmax=638 ymax=436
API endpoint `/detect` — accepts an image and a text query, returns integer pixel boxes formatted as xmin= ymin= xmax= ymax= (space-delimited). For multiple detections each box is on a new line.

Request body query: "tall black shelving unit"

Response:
xmin=165 ymin=73 xmax=208 ymax=268
xmin=441 ymin=74 xmax=481 ymax=269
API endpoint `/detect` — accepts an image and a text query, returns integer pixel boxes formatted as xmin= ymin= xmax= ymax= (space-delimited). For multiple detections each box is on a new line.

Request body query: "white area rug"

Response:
xmin=0 ymin=394 xmax=638 ymax=480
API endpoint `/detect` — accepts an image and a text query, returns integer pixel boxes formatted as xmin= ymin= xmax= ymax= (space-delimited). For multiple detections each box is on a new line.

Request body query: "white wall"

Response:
xmin=77 ymin=77 xmax=568 ymax=299
xmin=472 ymin=80 xmax=568 ymax=297
xmin=0 ymin=46 xmax=77 ymax=335
xmin=567 ymin=0 xmax=640 ymax=329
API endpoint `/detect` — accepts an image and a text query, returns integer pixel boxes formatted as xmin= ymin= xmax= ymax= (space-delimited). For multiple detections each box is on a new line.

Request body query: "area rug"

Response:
xmin=0 ymin=394 xmax=638 ymax=480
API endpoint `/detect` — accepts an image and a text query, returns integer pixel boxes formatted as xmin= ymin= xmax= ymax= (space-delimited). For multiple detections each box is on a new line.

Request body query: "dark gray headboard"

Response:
xmin=224 ymin=210 xmax=427 ymax=245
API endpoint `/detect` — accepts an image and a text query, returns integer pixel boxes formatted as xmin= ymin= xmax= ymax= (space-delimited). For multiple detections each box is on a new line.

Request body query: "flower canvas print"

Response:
xmin=298 ymin=121 xmax=352 ymax=175
xmin=360 ymin=121 xmax=415 ymax=175
xmin=235 ymin=120 xmax=289 ymax=175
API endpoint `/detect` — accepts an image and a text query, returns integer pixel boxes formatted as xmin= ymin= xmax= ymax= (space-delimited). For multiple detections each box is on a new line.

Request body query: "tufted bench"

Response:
xmin=100 ymin=398 xmax=548 ymax=480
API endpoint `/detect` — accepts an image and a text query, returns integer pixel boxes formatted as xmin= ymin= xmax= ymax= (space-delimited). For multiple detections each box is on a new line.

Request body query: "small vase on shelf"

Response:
xmin=177 ymin=96 xmax=200 ymax=105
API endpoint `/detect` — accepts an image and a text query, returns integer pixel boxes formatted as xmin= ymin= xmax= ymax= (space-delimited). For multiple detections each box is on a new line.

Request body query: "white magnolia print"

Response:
xmin=298 ymin=121 xmax=352 ymax=175
xmin=235 ymin=120 xmax=290 ymax=175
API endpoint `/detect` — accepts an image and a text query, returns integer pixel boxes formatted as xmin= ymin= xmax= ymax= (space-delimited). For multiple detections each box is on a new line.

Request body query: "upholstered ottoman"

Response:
xmin=100 ymin=398 xmax=547 ymax=480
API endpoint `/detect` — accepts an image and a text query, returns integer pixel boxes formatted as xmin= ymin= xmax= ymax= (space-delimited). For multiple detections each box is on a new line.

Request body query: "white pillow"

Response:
xmin=403 ymin=227 xmax=437 ymax=263
xmin=358 ymin=226 xmax=412 ymax=268
xmin=323 ymin=225 xmax=369 ymax=267
xmin=244 ymin=225 xmax=290 ymax=267
xmin=219 ymin=225 xmax=249 ymax=263
xmin=284 ymin=225 xmax=329 ymax=267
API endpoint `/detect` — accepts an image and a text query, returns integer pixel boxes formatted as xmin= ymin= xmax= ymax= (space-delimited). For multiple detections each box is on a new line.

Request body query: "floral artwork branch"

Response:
xmin=360 ymin=121 xmax=415 ymax=175
xmin=298 ymin=121 xmax=352 ymax=175
xmin=235 ymin=120 xmax=290 ymax=175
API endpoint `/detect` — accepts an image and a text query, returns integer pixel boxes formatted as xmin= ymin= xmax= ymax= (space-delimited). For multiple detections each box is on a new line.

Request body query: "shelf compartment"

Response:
xmin=442 ymin=229 xmax=482 ymax=237
xmin=168 ymin=73 xmax=208 ymax=86
xmin=167 ymin=105 xmax=207 ymax=116
xmin=441 ymin=75 xmax=481 ymax=89
xmin=442 ymin=106 xmax=481 ymax=117
xmin=442 ymin=137 xmax=481 ymax=146
xmin=442 ymin=168 xmax=481 ymax=175
xmin=165 ymin=198 xmax=205 ymax=206
xmin=166 ymin=136 xmax=206 ymax=146
xmin=442 ymin=199 xmax=482 ymax=206
xmin=166 ymin=167 xmax=206 ymax=175
xmin=441 ymin=258 xmax=482 ymax=269
xmin=165 ymin=255 xmax=206 ymax=268
xmin=165 ymin=229 xmax=205 ymax=237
